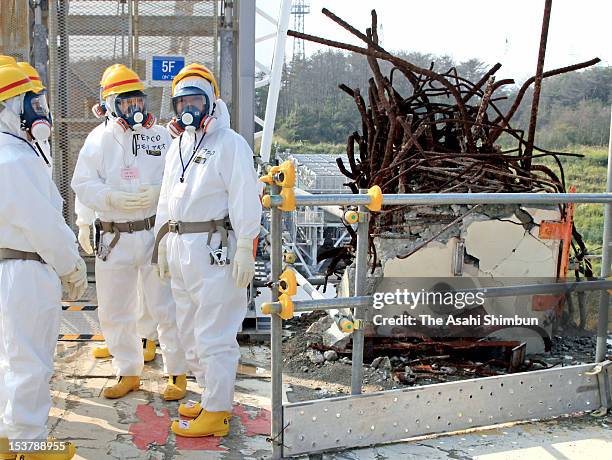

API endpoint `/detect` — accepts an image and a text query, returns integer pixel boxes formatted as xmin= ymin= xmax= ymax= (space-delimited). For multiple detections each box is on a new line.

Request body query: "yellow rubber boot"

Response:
xmin=142 ymin=338 xmax=156 ymax=363
xmin=178 ymin=400 xmax=202 ymax=418
xmin=102 ymin=376 xmax=140 ymax=399
xmin=92 ymin=345 xmax=111 ymax=359
xmin=0 ymin=437 xmax=15 ymax=460
xmin=163 ymin=375 xmax=187 ymax=401
xmin=171 ymin=410 xmax=231 ymax=437
xmin=19 ymin=438 xmax=76 ymax=460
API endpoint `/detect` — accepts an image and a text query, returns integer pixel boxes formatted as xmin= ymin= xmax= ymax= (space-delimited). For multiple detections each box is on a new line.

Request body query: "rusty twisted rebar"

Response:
xmin=291 ymin=6 xmax=599 ymax=272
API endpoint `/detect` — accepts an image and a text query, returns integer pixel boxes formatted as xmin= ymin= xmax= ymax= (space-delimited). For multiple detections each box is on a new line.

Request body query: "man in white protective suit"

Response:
xmin=152 ymin=63 xmax=262 ymax=438
xmin=0 ymin=59 xmax=86 ymax=460
xmin=76 ymin=63 xmax=159 ymax=364
xmin=71 ymin=66 xmax=188 ymax=401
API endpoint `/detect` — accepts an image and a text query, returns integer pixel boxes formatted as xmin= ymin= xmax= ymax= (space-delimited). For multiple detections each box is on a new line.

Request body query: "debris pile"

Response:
xmin=288 ymin=8 xmax=600 ymax=197
xmin=289 ymin=6 xmax=595 ymax=280
xmin=280 ymin=8 xmax=602 ymax=397
xmin=282 ymin=313 xmax=607 ymax=400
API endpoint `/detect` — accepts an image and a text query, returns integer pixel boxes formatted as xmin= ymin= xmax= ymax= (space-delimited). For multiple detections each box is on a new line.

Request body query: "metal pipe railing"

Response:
xmin=266 ymin=296 xmax=372 ymax=314
xmin=266 ymin=192 xmax=612 ymax=208
xmin=263 ymin=279 xmax=612 ymax=313
xmin=350 ymin=192 xmax=369 ymax=395
xmin=459 ymin=279 xmax=612 ymax=298
xmin=595 ymin=107 xmax=612 ymax=362
xmin=270 ymin=181 xmax=283 ymax=460
xmin=294 ymin=188 xmax=344 ymax=220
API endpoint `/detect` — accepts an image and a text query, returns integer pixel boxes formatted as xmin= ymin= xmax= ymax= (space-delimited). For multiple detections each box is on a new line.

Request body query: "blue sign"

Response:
xmin=151 ymin=56 xmax=185 ymax=81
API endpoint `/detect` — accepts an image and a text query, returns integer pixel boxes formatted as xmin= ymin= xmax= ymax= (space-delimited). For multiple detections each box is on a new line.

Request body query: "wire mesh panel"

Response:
xmin=47 ymin=0 xmax=219 ymax=228
xmin=0 ymin=0 xmax=30 ymax=61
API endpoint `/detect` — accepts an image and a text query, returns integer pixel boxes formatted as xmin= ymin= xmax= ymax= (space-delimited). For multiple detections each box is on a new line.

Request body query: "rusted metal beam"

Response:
xmin=524 ymin=0 xmax=553 ymax=171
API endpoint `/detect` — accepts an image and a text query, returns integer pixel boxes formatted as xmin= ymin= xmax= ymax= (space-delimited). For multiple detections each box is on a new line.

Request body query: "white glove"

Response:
xmin=77 ymin=224 xmax=94 ymax=255
xmin=232 ymin=238 xmax=255 ymax=288
xmin=135 ymin=185 xmax=161 ymax=209
xmin=157 ymin=243 xmax=169 ymax=280
xmin=60 ymin=258 xmax=88 ymax=301
xmin=106 ymin=191 xmax=144 ymax=211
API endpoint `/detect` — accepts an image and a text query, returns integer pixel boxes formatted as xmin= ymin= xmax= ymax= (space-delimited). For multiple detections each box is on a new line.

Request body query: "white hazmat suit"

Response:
xmin=0 ymin=100 xmax=84 ymax=441
xmin=71 ymin=117 xmax=187 ymax=379
xmin=74 ymin=122 xmax=158 ymax=345
xmin=155 ymin=98 xmax=262 ymax=412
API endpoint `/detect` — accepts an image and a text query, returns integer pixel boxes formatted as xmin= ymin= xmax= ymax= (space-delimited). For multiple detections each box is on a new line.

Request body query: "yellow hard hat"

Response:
xmin=17 ymin=62 xmax=45 ymax=93
xmin=172 ymin=63 xmax=219 ymax=98
xmin=101 ymin=65 xmax=144 ymax=99
xmin=100 ymin=63 xmax=126 ymax=87
xmin=0 ymin=55 xmax=17 ymax=67
xmin=0 ymin=64 xmax=37 ymax=102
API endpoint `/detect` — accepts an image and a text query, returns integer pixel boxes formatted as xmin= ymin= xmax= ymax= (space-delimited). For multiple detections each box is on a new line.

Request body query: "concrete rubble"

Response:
xmin=332 ymin=205 xmax=564 ymax=353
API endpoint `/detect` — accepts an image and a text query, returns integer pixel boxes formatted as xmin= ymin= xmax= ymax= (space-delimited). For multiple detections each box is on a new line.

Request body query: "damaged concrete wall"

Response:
xmin=337 ymin=205 xmax=563 ymax=353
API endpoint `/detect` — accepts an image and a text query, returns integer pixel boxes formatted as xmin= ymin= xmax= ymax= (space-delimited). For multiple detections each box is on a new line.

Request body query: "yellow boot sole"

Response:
xmin=171 ymin=411 xmax=231 ymax=438
xmin=171 ymin=420 xmax=229 ymax=437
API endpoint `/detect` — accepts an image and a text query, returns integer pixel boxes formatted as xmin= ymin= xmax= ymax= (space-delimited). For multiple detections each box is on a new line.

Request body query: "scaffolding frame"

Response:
xmin=263 ymin=120 xmax=612 ymax=458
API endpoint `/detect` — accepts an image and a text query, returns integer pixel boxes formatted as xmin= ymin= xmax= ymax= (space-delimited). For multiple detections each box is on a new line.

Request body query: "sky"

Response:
xmin=256 ymin=0 xmax=611 ymax=82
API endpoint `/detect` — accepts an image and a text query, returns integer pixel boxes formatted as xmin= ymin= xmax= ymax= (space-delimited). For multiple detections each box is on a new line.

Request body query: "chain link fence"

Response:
xmin=47 ymin=0 xmax=219 ymax=228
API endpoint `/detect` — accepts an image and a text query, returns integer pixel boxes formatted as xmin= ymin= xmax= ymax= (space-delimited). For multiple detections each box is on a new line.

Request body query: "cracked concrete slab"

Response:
xmin=382 ymin=239 xmax=459 ymax=277
xmin=462 ymin=208 xmax=561 ymax=278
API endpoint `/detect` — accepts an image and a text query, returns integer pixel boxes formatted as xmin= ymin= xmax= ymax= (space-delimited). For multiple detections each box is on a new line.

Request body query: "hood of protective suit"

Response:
xmin=104 ymin=95 xmax=127 ymax=132
xmin=0 ymin=95 xmax=24 ymax=136
xmin=174 ymin=76 xmax=216 ymax=116
xmin=200 ymin=98 xmax=230 ymax=135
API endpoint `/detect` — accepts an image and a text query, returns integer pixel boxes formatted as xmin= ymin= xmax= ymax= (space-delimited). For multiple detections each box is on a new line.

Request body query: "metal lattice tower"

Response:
xmin=290 ymin=0 xmax=309 ymax=61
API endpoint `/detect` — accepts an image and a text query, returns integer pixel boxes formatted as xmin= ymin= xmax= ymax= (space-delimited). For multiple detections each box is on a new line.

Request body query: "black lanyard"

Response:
xmin=178 ymin=131 xmax=206 ymax=183
xmin=1 ymin=131 xmax=49 ymax=165
xmin=33 ymin=141 xmax=51 ymax=166
xmin=132 ymin=134 xmax=138 ymax=157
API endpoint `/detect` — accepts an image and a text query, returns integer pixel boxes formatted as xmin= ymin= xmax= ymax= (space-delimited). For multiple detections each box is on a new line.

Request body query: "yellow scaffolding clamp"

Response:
xmin=284 ymin=252 xmax=297 ymax=264
xmin=336 ymin=316 xmax=355 ymax=333
xmin=366 ymin=185 xmax=383 ymax=211
xmin=259 ymin=160 xmax=295 ymax=188
xmin=343 ymin=209 xmax=359 ymax=224
xmin=261 ymin=269 xmax=297 ymax=320
xmin=279 ymin=187 xmax=296 ymax=211
xmin=278 ymin=269 xmax=297 ymax=296
xmin=261 ymin=160 xmax=297 ymax=212
xmin=261 ymin=293 xmax=295 ymax=321
xmin=262 ymin=189 xmax=296 ymax=212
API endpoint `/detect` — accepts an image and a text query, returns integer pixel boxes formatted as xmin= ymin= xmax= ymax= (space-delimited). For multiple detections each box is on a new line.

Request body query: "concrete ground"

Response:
xmin=49 ymin=341 xmax=612 ymax=459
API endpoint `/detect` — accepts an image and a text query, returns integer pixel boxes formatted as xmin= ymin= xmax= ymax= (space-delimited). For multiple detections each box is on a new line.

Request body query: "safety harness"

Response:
xmin=152 ymin=218 xmax=232 ymax=266
xmin=0 ymin=248 xmax=44 ymax=263
xmin=94 ymin=215 xmax=156 ymax=261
